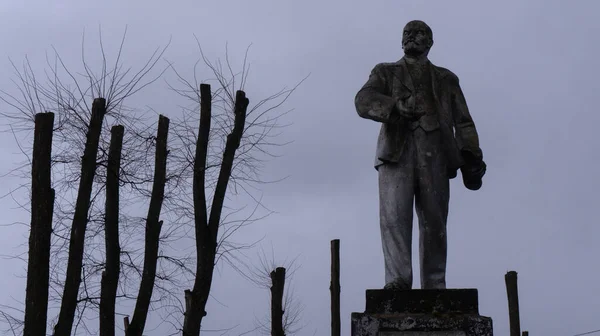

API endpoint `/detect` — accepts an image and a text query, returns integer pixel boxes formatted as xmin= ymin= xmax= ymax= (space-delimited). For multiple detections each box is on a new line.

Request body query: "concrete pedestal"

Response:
xmin=351 ymin=289 xmax=493 ymax=336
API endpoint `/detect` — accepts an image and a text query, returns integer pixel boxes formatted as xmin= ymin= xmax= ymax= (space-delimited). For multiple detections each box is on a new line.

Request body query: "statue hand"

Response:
xmin=394 ymin=95 xmax=416 ymax=120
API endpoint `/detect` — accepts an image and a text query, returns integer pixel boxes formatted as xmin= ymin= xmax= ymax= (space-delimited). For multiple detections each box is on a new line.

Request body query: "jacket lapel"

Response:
xmin=429 ymin=62 xmax=440 ymax=103
xmin=391 ymin=58 xmax=414 ymax=93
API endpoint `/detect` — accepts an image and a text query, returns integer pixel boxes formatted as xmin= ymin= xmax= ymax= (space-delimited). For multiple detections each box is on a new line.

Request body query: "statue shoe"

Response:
xmin=383 ymin=278 xmax=411 ymax=290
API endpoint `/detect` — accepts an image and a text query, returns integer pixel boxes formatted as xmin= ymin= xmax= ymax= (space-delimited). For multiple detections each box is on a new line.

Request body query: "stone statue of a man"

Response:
xmin=355 ymin=20 xmax=486 ymax=290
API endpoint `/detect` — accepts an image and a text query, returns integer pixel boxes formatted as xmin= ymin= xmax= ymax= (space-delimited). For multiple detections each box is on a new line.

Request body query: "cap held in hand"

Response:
xmin=460 ymin=150 xmax=486 ymax=191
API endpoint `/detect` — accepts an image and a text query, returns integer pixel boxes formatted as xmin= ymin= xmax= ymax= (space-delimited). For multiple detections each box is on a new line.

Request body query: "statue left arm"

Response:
xmin=450 ymin=75 xmax=483 ymax=161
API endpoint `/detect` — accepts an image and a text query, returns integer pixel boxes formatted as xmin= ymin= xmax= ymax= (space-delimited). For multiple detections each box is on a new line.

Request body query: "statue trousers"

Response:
xmin=377 ymin=126 xmax=449 ymax=289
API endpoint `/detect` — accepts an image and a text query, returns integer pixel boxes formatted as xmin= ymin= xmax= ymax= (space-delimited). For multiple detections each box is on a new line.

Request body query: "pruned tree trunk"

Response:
xmin=505 ymin=271 xmax=521 ymax=336
xmin=23 ymin=112 xmax=56 ymax=336
xmin=126 ymin=115 xmax=170 ymax=336
xmin=182 ymin=83 xmax=212 ymax=336
xmin=99 ymin=125 xmax=124 ymax=336
xmin=330 ymin=239 xmax=340 ymax=336
xmin=182 ymin=87 xmax=249 ymax=336
xmin=54 ymin=98 xmax=107 ymax=336
xmin=270 ymin=267 xmax=286 ymax=336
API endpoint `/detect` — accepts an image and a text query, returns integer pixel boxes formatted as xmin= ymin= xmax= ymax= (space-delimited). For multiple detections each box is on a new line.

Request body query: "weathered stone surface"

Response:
xmin=351 ymin=312 xmax=492 ymax=336
xmin=365 ymin=289 xmax=479 ymax=315
xmin=352 ymin=289 xmax=492 ymax=336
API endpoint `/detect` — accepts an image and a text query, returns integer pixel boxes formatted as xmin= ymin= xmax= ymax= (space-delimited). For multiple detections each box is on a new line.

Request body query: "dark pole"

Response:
xmin=330 ymin=239 xmax=340 ymax=336
xmin=505 ymin=271 xmax=521 ymax=336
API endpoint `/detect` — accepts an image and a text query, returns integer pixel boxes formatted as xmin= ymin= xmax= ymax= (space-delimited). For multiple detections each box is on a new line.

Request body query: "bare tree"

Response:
xmin=0 ymin=28 xmax=171 ymax=335
xmin=165 ymin=42 xmax=306 ymax=335
xmin=227 ymin=248 xmax=304 ymax=336
xmin=2 ymin=31 xmax=304 ymax=336
xmin=241 ymin=248 xmax=304 ymax=336
xmin=180 ymin=82 xmax=249 ymax=335
xmin=46 ymin=31 xmax=168 ymax=335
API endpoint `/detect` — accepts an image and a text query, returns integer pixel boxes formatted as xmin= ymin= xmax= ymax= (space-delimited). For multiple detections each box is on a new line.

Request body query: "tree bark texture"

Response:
xmin=99 ymin=125 xmax=124 ymax=336
xmin=24 ymin=112 xmax=55 ymax=336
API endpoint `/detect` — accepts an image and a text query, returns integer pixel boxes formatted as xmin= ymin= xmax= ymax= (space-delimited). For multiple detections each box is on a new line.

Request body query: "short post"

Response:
xmin=270 ymin=267 xmax=286 ymax=336
xmin=330 ymin=239 xmax=340 ymax=336
xmin=505 ymin=271 xmax=521 ymax=336
xmin=522 ymin=332 xmax=528 ymax=336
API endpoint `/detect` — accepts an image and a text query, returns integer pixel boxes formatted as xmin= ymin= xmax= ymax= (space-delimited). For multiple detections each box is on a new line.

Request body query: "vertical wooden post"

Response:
xmin=330 ymin=239 xmax=340 ymax=336
xmin=505 ymin=271 xmax=521 ymax=336
xmin=522 ymin=332 xmax=529 ymax=336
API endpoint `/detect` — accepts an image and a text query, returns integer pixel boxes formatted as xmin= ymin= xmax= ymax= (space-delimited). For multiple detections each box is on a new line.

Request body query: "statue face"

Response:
xmin=402 ymin=21 xmax=433 ymax=57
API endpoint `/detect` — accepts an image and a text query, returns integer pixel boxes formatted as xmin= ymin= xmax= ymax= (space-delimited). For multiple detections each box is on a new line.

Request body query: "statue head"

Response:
xmin=402 ymin=20 xmax=434 ymax=57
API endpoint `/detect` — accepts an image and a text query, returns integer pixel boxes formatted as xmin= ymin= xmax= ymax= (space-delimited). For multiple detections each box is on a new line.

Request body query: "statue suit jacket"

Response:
xmin=355 ymin=57 xmax=483 ymax=175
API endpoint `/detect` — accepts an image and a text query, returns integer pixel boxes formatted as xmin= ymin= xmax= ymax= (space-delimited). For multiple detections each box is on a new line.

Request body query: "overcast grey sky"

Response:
xmin=1 ymin=0 xmax=600 ymax=335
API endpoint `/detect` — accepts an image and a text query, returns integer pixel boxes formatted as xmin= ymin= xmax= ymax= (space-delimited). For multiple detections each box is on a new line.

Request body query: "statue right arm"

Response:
xmin=354 ymin=64 xmax=399 ymax=123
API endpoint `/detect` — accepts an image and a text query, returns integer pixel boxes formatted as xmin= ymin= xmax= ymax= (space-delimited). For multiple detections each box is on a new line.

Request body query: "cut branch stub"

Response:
xmin=270 ymin=267 xmax=286 ymax=336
